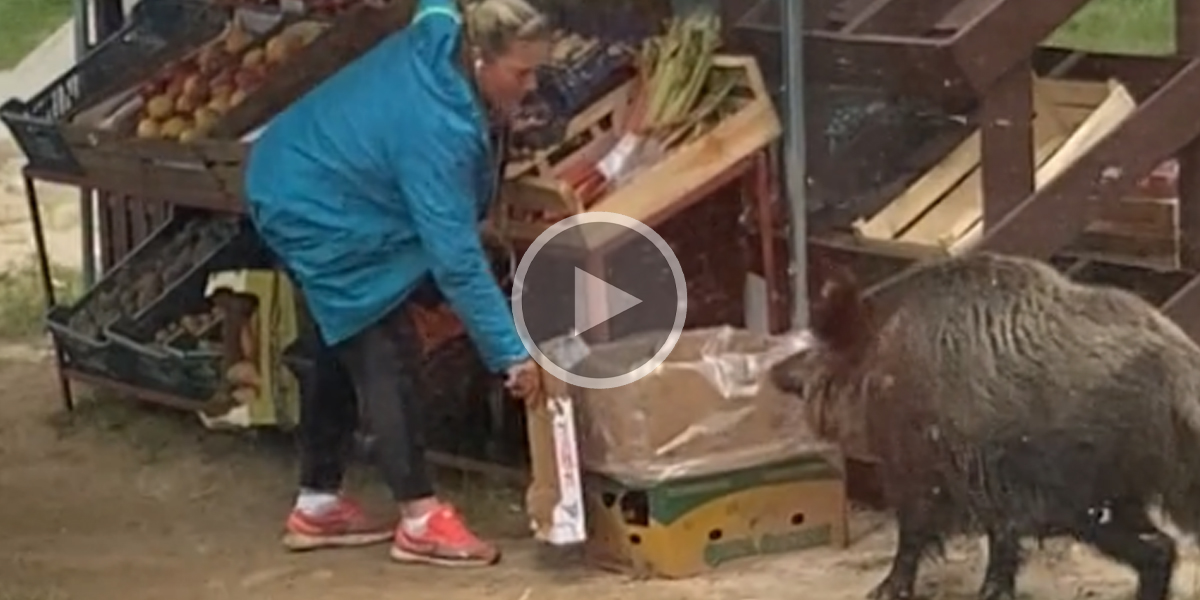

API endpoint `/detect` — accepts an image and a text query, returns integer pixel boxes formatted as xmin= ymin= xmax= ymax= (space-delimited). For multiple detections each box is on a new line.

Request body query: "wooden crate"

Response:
xmin=496 ymin=55 xmax=782 ymax=248
xmin=852 ymin=77 xmax=1180 ymax=271
xmin=60 ymin=128 xmax=248 ymax=211
xmin=57 ymin=1 xmax=416 ymax=205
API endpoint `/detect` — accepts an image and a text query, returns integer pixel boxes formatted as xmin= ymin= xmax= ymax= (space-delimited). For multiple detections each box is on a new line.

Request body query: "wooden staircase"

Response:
xmin=726 ymin=0 xmax=1200 ymax=343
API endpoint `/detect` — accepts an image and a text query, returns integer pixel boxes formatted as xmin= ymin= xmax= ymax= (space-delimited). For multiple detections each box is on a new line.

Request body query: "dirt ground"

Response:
xmin=2 ymin=345 xmax=1198 ymax=600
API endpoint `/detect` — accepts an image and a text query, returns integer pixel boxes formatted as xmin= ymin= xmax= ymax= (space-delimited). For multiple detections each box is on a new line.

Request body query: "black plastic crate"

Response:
xmin=0 ymin=0 xmax=227 ymax=175
xmin=47 ymin=211 xmax=205 ymax=380
xmin=106 ymin=219 xmax=267 ymax=402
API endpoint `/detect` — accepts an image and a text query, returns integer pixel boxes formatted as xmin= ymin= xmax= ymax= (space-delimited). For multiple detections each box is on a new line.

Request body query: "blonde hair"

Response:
xmin=462 ymin=0 xmax=550 ymax=60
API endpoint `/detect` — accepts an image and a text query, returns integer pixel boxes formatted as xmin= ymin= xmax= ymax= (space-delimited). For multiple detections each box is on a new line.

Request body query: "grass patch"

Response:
xmin=1046 ymin=0 xmax=1173 ymax=55
xmin=0 ymin=0 xmax=73 ymax=70
xmin=0 ymin=256 xmax=81 ymax=340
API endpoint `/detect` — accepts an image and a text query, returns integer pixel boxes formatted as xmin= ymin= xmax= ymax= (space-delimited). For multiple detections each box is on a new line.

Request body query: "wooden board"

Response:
xmin=897 ymin=91 xmax=1070 ymax=247
xmin=951 ymin=81 xmax=1140 ymax=254
xmin=852 ymin=75 xmax=1072 ymax=241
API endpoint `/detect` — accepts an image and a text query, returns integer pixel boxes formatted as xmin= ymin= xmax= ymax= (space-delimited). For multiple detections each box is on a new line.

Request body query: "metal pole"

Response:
xmin=73 ymin=0 xmax=96 ymax=287
xmin=782 ymin=0 xmax=808 ymax=329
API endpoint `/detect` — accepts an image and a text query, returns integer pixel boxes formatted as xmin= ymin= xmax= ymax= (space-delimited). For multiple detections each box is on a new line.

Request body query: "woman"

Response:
xmin=243 ymin=0 xmax=550 ymax=567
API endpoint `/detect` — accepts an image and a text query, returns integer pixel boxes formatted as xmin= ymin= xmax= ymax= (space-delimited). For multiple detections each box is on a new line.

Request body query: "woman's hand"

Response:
xmin=504 ymin=358 xmax=541 ymax=399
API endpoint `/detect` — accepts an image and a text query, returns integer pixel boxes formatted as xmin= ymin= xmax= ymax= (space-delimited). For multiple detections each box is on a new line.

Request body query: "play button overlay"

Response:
xmin=574 ymin=268 xmax=642 ymax=336
xmin=512 ymin=212 xmax=687 ymax=390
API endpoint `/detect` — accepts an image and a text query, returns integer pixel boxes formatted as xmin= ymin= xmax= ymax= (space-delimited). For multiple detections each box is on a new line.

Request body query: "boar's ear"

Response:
xmin=807 ymin=254 xmax=873 ymax=364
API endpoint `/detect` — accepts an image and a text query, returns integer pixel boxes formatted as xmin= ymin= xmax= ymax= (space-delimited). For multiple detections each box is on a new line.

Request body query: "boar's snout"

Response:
xmin=771 ymin=350 xmax=816 ymax=397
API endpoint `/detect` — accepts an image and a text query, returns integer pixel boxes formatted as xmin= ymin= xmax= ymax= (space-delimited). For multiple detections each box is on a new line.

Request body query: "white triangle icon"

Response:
xmin=574 ymin=267 xmax=643 ymax=336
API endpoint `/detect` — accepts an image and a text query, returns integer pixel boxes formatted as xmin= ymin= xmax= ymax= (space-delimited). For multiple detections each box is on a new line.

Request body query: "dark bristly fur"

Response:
xmin=773 ymin=252 xmax=1200 ymax=600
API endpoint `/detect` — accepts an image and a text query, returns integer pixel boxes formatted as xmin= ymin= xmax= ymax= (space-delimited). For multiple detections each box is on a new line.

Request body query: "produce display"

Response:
xmin=66 ymin=218 xmax=240 ymax=338
xmin=133 ymin=19 xmax=326 ymax=141
xmin=509 ymin=31 xmax=635 ymax=158
xmin=560 ymin=13 xmax=730 ymax=206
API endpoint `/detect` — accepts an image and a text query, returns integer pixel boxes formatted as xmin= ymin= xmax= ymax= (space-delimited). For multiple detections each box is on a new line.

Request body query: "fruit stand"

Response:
xmin=3 ymin=0 xmax=794 ymax=476
xmin=24 ymin=0 xmax=1200 ymax=579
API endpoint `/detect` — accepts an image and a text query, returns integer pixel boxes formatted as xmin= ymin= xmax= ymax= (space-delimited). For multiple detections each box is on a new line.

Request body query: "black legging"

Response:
xmin=292 ymin=286 xmax=436 ymax=502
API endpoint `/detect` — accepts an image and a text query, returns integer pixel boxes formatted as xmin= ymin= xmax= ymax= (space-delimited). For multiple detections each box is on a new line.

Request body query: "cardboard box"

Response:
xmin=523 ymin=326 xmax=837 ymax=553
xmin=583 ymin=453 xmax=849 ymax=579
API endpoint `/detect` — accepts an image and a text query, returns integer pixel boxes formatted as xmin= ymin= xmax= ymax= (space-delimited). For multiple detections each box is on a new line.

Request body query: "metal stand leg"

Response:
xmin=23 ymin=173 xmax=74 ymax=411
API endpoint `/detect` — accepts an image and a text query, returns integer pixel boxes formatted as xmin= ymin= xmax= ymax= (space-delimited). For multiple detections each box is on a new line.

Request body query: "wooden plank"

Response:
xmin=980 ymin=64 xmax=1035 ymax=229
xmin=1175 ymin=0 xmax=1200 ymax=269
xmin=1065 ymin=223 xmax=1181 ymax=271
xmin=1092 ymin=196 xmax=1177 ymax=232
xmin=854 ymin=75 xmax=1087 ymax=241
xmin=108 ymin=196 xmax=132 ymax=265
xmin=841 ymin=0 xmax=963 ymax=35
xmin=1164 ymin=274 xmax=1200 ymax=342
xmin=949 ymin=0 xmax=1094 ymax=95
xmin=852 ymin=131 xmax=979 ymax=239
xmin=1056 ymin=107 xmax=1096 ymax=129
xmin=1035 ymin=78 xmax=1113 ymax=109
xmin=900 ymin=90 xmax=1069 ymax=246
xmin=901 ymin=129 xmax=1068 ymax=246
xmin=804 ymin=30 xmax=969 ymax=101
xmin=953 ymin=81 xmax=1139 ymax=254
xmin=1036 ymin=82 xmax=1137 ymax=186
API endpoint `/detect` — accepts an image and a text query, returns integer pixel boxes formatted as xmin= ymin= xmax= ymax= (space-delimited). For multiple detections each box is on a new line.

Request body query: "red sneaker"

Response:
xmin=390 ymin=504 xmax=501 ymax=567
xmin=282 ymin=496 xmax=394 ymax=551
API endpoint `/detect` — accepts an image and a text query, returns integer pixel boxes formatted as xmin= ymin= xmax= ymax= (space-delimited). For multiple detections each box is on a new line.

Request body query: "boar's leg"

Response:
xmin=978 ymin=528 xmax=1020 ymax=600
xmin=869 ymin=505 xmax=941 ymax=600
xmin=1076 ymin=503 xmax=1175 ymax=600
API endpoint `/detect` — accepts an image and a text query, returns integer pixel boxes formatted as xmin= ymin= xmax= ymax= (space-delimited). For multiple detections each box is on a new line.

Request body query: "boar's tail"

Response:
xmin=1162 ymin=414 xmax=1200 ymax=536
xmin=807 ymin=255 xmax=874 ymax=366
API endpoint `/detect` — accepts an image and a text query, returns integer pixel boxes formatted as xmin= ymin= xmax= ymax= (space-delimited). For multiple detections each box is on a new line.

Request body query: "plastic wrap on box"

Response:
xmin=567 ymin=326 xmax=837 ymax=484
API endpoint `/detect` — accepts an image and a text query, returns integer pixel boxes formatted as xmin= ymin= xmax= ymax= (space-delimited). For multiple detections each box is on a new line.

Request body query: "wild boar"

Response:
xmin=772 ymin=252 xmax=1200 ymax=600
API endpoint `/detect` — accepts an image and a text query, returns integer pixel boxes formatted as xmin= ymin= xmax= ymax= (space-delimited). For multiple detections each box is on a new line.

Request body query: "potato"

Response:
xmin=223 ymin=25 xmax=254 ymax=55
xmin=264 ymin=36 xmax=287 ymax=65
xmin=193 ymin=107 xmax=221 ymax=133
xmin=239 ymin=314 xmax=258 ymax=359
xmin=136 ymin=118 xmax=162 ymax=139
xmin=226 ymin=360 xmax=261 ymax=388
xmin=145 ymin=94 xmax=175 ymax=120
xmin=241 ymin=48 xmax=266 ymax=69
xmin=178 ymin=127 xmax=203 ymax=143
xmin=231 ymin=386 xmax=258 ymax=406
xmin=228 ymin=89 xmax=248 ymax=108
xmin=160 ymin=116 xmax=189 ymax=139
xmin=180 ymin=314 xmax=204 ymax=336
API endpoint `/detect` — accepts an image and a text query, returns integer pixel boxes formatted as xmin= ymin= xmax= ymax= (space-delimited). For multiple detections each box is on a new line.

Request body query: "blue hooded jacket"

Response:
xmin=243 ymin=0 xmax=527 ymax=372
